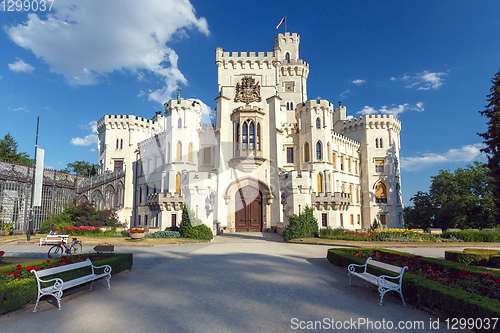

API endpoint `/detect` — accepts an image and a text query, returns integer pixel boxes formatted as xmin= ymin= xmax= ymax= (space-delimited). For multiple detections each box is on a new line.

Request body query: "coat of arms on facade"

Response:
xmin=235 ymin=76 xmax=261 ymax=103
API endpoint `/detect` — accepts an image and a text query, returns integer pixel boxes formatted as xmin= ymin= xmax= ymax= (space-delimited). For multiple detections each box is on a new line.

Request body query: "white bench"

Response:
xmin=348 ymin=257 xmax=407 ymax=306
xmin=31 ymin=259 xmax=112 ymax=312
xmin=39 ymin=234 xmax=69 ymax=246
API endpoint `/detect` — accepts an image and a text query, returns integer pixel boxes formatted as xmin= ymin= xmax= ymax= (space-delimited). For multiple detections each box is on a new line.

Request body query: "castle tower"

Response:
xmin=341 ymin=114 xmax=403 ymax=229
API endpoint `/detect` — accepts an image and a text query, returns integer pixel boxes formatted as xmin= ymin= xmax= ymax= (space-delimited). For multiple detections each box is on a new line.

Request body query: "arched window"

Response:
xmin=167 ymin=143 xmax=171 ymax=163
xmin=290 ymin=102 xmax=293 ymax=110
xmin=242 ymin=123 xmax=248 ymax=150
xmin=375 ymin=139 xmax=379 ymax=148
xmin=286 ymin=102 xmax=290 ymax=110
xmin=316 ymin=118 xmax=321 ymax=129
xmin=257 ymin=123 xmax=261 ymax=150
xmin=316 ymin=141 xmax=322 ymax=160
xmin=178 ymin=118 xmax=182 ymax=128
xmin=327 ymin=143 xmax=330 ymax=162
xmin=317 ymin=173 xmax=323 ymax=194
xmin=116 ymin=139 xmax=119 ymax=149
xmin=304 ymin=142 xmax=310 ymax=162
xmin=380 ymin=138 xmax=383 ymax=148
xmin=375 ymin=182 xmax=388 ymax=203
xmin=188 ymin=143 xmax=193 ymax=161
xmin=175 ymin=173 xmax=181 ymax=194
xmin=120 ymin=139 xmax=123 ymax=149
xmin=249 ymin=122 xmax=255 ymax=150
xmin=176 ymin=142 xmax=182 ymax=160
xmin=285 ymin=52 xmax=290 ymax=63
xmin=235 ymin=122 xmax=240 ymax=150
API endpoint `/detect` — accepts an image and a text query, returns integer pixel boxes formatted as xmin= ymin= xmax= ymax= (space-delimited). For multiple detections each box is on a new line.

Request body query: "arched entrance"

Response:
xmin=235 ymin=185 xmax=263 ymax=232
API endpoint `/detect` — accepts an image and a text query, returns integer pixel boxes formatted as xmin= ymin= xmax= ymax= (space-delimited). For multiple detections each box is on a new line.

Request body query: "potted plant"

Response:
xmin=1 ymin=223 xmax=13 ymax=236
xmin=129 ymin=228 xmax=146 ymax=239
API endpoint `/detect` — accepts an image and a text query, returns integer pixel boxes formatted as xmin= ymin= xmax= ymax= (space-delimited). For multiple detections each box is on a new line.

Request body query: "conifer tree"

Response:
xmin=478 ymin=68 xmax=500 ymax=224
xmin=0 ymin=133 xmax=33 ymax=165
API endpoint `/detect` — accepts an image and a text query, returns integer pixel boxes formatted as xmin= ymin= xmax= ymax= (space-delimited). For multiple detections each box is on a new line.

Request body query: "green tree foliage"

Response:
xmin=404 ymin=162 xmax=494 ymax=230
xmin=179 ymin=205 xmax=213 ymax=240
xmin=40 ymin=202 xmax=121 ymax=232
xmin=62 ymin=160 xmax=98 ymax=177
xmin=282 ymin=206 xmax=319 ymax=241
xmin=0 ymin=133 xmax=33 ymax=165
xmin=478 ymin=68 xmax=500 ymax=224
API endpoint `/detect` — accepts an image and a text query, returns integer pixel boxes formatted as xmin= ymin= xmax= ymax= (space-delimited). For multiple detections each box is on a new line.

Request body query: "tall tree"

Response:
xmin=0 ymin=133 xmax=33 ymax=165
xmin=62 ymin=160 xmax=98 ymax=177
xmin=478 ymin=68 xmax=500 ymax=224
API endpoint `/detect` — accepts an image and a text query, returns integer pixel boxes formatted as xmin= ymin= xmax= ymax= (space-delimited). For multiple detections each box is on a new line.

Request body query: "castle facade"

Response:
xmin=96 ymin=33 xmax=404 ymax=233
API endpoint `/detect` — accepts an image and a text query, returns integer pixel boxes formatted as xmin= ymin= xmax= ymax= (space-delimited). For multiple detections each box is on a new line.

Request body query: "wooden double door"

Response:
xmin=235 ymin=186 xmax=263 ymax=232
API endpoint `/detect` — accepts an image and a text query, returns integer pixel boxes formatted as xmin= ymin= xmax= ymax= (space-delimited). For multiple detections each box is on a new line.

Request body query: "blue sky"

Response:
xmin=0 ymin=0 xmax=499 ymax=206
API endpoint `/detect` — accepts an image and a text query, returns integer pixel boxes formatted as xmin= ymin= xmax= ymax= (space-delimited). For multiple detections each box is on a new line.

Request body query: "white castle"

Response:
xmin=96 ymin=32 xmax=404 ymax=233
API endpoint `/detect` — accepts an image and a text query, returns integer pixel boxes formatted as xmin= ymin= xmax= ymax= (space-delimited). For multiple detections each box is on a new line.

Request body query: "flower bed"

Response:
xmin=327 ymin=248 xmax=500 ymax=321
xmin=0 ymin=253 xmax=133 ymax=315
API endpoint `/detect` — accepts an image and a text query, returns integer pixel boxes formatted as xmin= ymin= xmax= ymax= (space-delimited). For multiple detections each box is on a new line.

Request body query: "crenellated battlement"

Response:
xmin=331 ymin=131 xmax=361 ymax=147
xmin=164 ymin=99 xmax=202 ymax=114
xmin=341 ymin=114 xmax=402 ymax=133
xmin=97 ymin=114 xmax=159 ymax=133
xmin=298 ymin=99 xmax=334 ymax=111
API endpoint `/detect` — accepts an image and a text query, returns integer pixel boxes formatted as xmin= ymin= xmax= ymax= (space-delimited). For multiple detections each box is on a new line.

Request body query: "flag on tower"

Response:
xmin=276 ymin=16 xmax=285 ymax=30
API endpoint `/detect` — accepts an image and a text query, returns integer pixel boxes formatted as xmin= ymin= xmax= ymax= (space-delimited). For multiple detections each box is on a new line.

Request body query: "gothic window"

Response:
xmin=290 ymin=102 xmax=293 ymax=110
xmin=116 ymin=139 xmax=119 ymax=149
xmin=340 ymin=156 xmax=344 ymax=170
xmin=304 ymin=142 xmax=310 ymax=162
xmin=327 ymin=143 xmax=330 ymax=162
xmin=242 ymin=122 xmax=248 ymax=150
xmin=175 ymin=173 xmax=181 ymax=194
xmin=375 ymin=159 xmax=385 ymax=173
xmin=317 ymin=173 xmax=323 ymax=194
xmin=120 ymin=139 xmax=123 ymax=149
xmin=316 ymin=118 xmax=321 ymax=129
xmin=188 ymin=143 xmax=193 ymax=162
xmin=347 ymin=158 xmax=351 ymax=173
xmin=257 ymin=123 xmax=261 ymax=150
xmin=286 ymin=102 xmax=290 ymax=110
xmin=375 ymin=138 xmax=379 ymax=148
xmin=178 ymin=118 xmax=182 ymax=128
xmin=285 ymin=52 xmax=290 ymax=63
xmin=235 ymin=122 xmax=240 ymax=150
xmin=249 ymin=122 xmax=255 ymax=150
xmin=380 ymin=138 xmax=383 ymax=148
xmin=176 ymin=142 xmax=182 ymax=160
xmin=316 ymin=141 xmax=322 ymax=160
xmin=286 ymin=147 xmax=294 ymax=163
xmin=375 ymin=182 xmax=388 ymax=203
xmin=332 ymin=153 xmax=336 ymax=169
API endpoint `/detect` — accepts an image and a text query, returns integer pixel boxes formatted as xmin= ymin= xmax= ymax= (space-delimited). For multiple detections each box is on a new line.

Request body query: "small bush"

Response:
xmin=149 ymin=231 xmax=181 ymax=238
xmin=445 ymin=249 xmax=500 ymax=266
xmin=282 ymin=206 xmax=318 ymax=241
xmin=179 ymin=205 xmax=213 ymax=240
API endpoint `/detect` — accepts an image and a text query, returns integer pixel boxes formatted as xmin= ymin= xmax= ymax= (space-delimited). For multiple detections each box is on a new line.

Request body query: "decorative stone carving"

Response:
xmin=235 ymin=76 xmax=261 ymax=103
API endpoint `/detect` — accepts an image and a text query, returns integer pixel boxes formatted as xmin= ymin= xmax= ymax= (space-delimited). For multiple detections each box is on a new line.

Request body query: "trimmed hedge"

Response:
xmin=445 ymin=248 xmax=500 ymax=267
xmin=149 ymin=230 xmax=181 ymax=238
xmin=0 ymin=253 xmax=133 ymax=315
xmin=327 ymin=248 xmax=500 ymax=324
xmin=442 ymin=230 xmax=500 ymax=242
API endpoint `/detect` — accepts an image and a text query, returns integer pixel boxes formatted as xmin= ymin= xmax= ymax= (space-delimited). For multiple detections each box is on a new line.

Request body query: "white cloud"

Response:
xmin=71 ymin=120 xmax=98 ymax=146
xmin=7 ymin=106 xmax=30 ymax=113
xmin=340 ymin=89 xmax=351 ymax=99
xmin=401 ymin=144 xmax=485 ymax=171
xmin=7 ymin=0 xmax=209 ymax=101
xmin=392 ymin=70 xmax=448 ymax=90
xmin=190 ymin=98 xmax=215 ymax=124
xmin=352 ymin=79 xmax=366 ymax=85
xmin=8 ymin=58 xmax=34 ymax=73
xmin=357 ymin=102 xmax=424 ymax=116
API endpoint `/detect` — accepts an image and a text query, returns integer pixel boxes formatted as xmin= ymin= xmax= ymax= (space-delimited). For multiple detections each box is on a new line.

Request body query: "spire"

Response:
xmin=177 ymin=86 xmax=181 ymax=104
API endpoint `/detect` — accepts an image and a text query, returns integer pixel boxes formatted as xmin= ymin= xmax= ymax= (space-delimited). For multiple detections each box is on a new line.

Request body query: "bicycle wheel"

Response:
xmin=48 ymin=245 xmax=64 ymax=258
xmin=69 ymin=242 xmax=82 ymax=255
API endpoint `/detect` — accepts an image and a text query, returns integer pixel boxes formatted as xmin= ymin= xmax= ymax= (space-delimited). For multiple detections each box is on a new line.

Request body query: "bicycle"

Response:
xmin=48 ymin=237 xmax=83 ymax=258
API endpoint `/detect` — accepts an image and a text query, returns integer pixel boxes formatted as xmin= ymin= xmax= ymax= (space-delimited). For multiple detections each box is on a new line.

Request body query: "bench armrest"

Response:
xmin=92 ymin=264 xmax=112 ymax=275
xmin=348 ymin=263 xmax=367 ymax=274
xmin=31 ymin=271 xmax=64 ymax=290
xmin=377 ymin=266 xmax=407 ymax=286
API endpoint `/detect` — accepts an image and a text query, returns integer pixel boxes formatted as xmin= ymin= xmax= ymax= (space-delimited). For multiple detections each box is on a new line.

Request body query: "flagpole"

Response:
xmin=27 ymin=116 xmax=39 ymax=241
xmin=285 ymin=16 xmax=287 ymax=33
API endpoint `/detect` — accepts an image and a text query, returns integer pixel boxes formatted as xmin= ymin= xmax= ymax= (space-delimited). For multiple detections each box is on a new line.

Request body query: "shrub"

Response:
xmin=442 ymin=230 xmax=500 ymax=242
xmin=445 ymin=249 xmax=500 ymax=266
xmin=179 ymin=205 xmax=213 ymax=240
xmin=282 ymin=206 xmax=318 ymax=241
xmin=41 ymin=202 xmax=123 ymax=232
xmin=149 ymin=231 xmax=181 ymax=238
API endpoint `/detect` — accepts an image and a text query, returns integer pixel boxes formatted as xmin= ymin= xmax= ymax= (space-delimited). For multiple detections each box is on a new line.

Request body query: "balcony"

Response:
xmin=147 ymin=192 xmax=184 ymax=211
xmin=311 ymin=192 xmax=351 ymax=211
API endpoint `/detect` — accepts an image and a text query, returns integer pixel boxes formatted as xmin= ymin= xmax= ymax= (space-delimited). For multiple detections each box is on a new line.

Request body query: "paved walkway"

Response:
xmin=0 ymin=233 xmax=468 ymax=332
